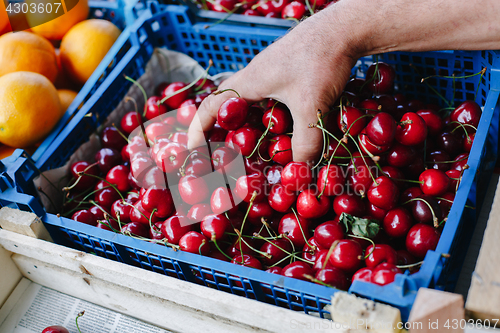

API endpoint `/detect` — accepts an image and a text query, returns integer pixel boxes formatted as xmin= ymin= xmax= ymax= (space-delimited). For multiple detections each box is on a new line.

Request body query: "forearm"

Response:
xmin=320 ymin=0 xmax=500 ymax=58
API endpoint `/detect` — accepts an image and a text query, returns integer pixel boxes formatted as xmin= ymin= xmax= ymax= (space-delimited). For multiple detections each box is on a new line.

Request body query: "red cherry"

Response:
xmin=387 ymin=143 xmax=416 ymax=168
xmin=227 ymin=238 xmax=254 ymax=257
xmin=281 ymin=161 xmax=312 ymax=192
xmin=244 ymin=155 xmax=270 ymax=175
xmin=208 ymin=0 xmax=238 ymax=12
xmin=231 ymin=254 xmax=262 ymax=270
xmin=101 ymin=126 xmax=127 ymax=150
xmin=70 ymin=161 xmax=100 ymax=191
xmin=161 ymin=82 xmax=190 ymax=109
xmin=149 ymin=221 xmax=165 ymax=241
xmin=268 ymin=183 xmax=297 ymax=213
xmin=405 ymin=223 xmax=441 ymax=259
xmin=312 ymin=249 xmax=333 ymax=271
xmin=416 ymin=109 xmax=443 ymax=136
xmin=302 ymin=237 xmax=323 ymax=262
xmin=419 ymin=169 xmax=450 ymax=197
xmin=42 ymin=326 xmax=70 ymax=333
xmin=177 ymin=99 xmax=197 ymax=127
xmin=231 ymin=126 xmax=262 ymax=156
xmin=281 ymin=1 xmax=306 ymax=19
xmin=333 ymin=193 xmax=366 ymax=217
xmin=161 ymin=215 xmax=193 ymax=245
xmin=211 ymin=146 xmax=240 ymax=175
xmin=396 ymin=249 xmax=417 ymax=267
xmin=411 ymin=195 xmax=442 ymax=225
xmin=359 ymin=99 xmax=381 ymax=115
xmin=359 ymin=128 xmax=391 ymax=155
xmin=367 ymin=203 xmax=387 ymax=221
xmin=211 ymin=186 xmax=237 ymax=215
xmin=282 ymin=261 xmax=314 ymax=281
xmin=184 ymin=157 xmax=212 ymax=177
xmin=365 ymin=244 xmax=397 ymax=268
xmin=130 ymin=200 xmax=159 ymax=225
xmin=367 ymin=176 xmax=399 ymax=211
xmin=383 ymin=207 xmax=413 ymax=238
xmin=365 ymin=112 xmax=397 ymax=146
xmin=427 ymin=150 xmax=451 ymax=172
xmin=315 ymin=267 xmax=348 ymax=290
xmin=437 ymin=131 xmax=462 ymax=156
xmin=255 ymin=0 xmax=290 ymax=16
xmin=89 ymin=205 xmax=107 ymax=221
xmin=395 ymin=112 xmax=427 ymax=146
xmin=247 ymin=201 xmax=274 ymax=225
xmin=95 ymin=187 xmax=120 ymax=209
xmin=296 ymin=189 xmax=330 ymax=219
xmin=243 ymin=8 xmax=260 ymax=15
xmin=463 ymin=132 xmax=475 ymax=152
xmin=380 ymin=165 xmax=405 ymax=189
xmin=121 ymin=222 xmax=149 ymax=238
xmin=371 ymin=263 xmax=401 ymax=285
xmin=121 ymin=111 xmax=141 ymax=135
xmin=217 ymin=97 xmax=249 ymax=131
xmin=262 ymin=105 xmax=291 ymax=134
xmin=111 ymin=199 xmax=133 ymax=223
xmin=450 ymin=100 xmax=482 ymax=128
xmin=259 ymin=238 xmax=292 ymax=266
xmin=207 ymin=125 xmax=228 ymax=144
xmin=187 ymin=203 xmax=212 ymax=223
xmin=155 ymin=142 xmax=189 ymax=173
xmin=141 ymin=187 xmax=174 ymax=219
xmin=145 ymin=96 xmax=167 ymax=120
xmin=278 ymin=213 xmax=311 ymax=248
xmin=329 ymin=239 xmax=363 ymax=272
xmin=145 ymin=122 xmax=173 ymax=142
xmin=201 ymin=214 xmax=230 ymax=241
xmin=234 ymin=173 xmax=267 ymax=203
xmin=266 ymin=164 xmax=283 ymax=185
xmin=170 ymin=132 xmax=188 ymax=146
xmin=337 ymin=106 xmax=366 ymax=136
xmin=268 ymin=134 xmax=293 ymax=165
xmin=141 ymin=166 xmax=168 ymax=189
xmin=352 ymin=267 xmax=373 ymax=283
xmin=179 ymin=231 xmax=210 ymax=255
xmin=317 ymin=165 xmax=346 ymax=196
xmin=72 ymin=209 xmax=97 ymax=226
xmin=346 ymin=152 xmax=378 ymax=196
xmin=179 ymin=175 xmax=209 ymax=205
xmin=365 ymin=62 xmax=396 ymax=94
xmin=106 ymin=165 xmax=130 ymax=192
xmin=313 ymin=221 xmax=344 ymax=249
xmin=446 ymin=170 xmax=461 ymax=192
xmin=450 ymin=153 xmax=469 ymax=172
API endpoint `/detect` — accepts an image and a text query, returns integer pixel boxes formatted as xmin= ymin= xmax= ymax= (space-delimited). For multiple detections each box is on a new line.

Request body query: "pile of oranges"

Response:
xmin=0 ymin=0 xmax=121 ymax=159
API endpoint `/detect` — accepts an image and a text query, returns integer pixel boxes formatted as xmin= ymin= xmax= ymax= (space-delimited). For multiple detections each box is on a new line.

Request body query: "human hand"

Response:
xmin=187 ymin=6 xmax=360 ymax=163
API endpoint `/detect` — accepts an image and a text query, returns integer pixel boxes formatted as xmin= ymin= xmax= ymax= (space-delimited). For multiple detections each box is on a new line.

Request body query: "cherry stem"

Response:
xmin=303 ymin=274 xmax=336 ymax=288
xmin=322 ymin=240 xmax=339 ymax=272
xmin=62 ymin=162 xmax=100 ymax=192
xmin=348 ymin=133 xmax=378 ymax=184
xmin=111 ymin=123 xmax=130 ymax=143
xmin=148 ymin=208 xmax=159 ymax=235
xmin=312 ymin=110 xmax=328 ymax=171
xmin=124 ymin=76 xmax=149 ymax=117
xmin=450 ymin=121 xmax=476 ymax=144
xmin=314 ymin=124 xmax=355 ymax=169
xmin=409 ymin=63 xmax=452 ymax=108
xmin=360 ymin=57 xmax=379 ymax=92
xmin=212 ymin=237 xmax=234 ymax=261
xmin=203 ymin=3 xmax=244 ymax=28
xmin=237 ymin=191 xmax=257 ymax=263
xmin=125 ymin=96 xmax=149 ymax=148
xmin=238 ymin=234 xmax=272 ymax=259
xmin=291 ymin=207 xmax=312 ymax=248
xmin=356 ymin=132 xmax=385 ymax=175
xmin=198 ymin=239 xmax=207 ymax=255
xmin=159 ymin=60 xmax=213 ymax=105
xmin=75 ymin=311 xmax=84 ymax=333
xmin=347 ymin=235 xmax=375 ymax=260
xmin=304 ymin=0 xmax=315 ymax=15
xmin=421 ymin=67 xmax=486 ymax=83
xmin=247 ymin=101 xmax=278 ymax=159
xmin=396 ymin=261 xmax=424 ymax=269
xmin=403 ymin=198 xmax=439 ymax=227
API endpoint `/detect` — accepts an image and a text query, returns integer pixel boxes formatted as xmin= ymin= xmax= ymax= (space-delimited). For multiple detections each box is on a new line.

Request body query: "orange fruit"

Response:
xmin=58 ymin=89 xmax=78 ymax=115
xmin=0 ymin=72 xmax=61 ymax=148
xmin=0 ymin=31 xmax=58 ymax=82
xmin=26 ymin=0 xmax=89 ymax=40
xmin=60 ymin=19 xmax=120 ymax=85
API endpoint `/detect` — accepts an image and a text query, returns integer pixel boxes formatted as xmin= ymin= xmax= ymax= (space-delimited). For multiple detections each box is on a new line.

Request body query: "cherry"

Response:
xmin=312 ymin=249 xmax=333 ymax=271
xmin=179 ymin=175 xmax=209 ymax=205
xmin=187 ymin=203 xmax=212 ymax=223
xmin=170 ymin=132 xmax=188 ymax=146
xmin=245 ymin=105 xmax=265 ymax=126
xmin=211 ymin=186 xmax=237 ymax=215
xmin=195 ymin=78 xmax=216 ymax=93
xmin=404 ymin=155 xmax=425 ymax=179
xmin=451 ymin=100 xmax=482 ymax=128
xmin=383 ymin=207 xmax=413 ymax=238
xmin=268 ymin=134 xmax=293 ymax=165
xmin=302 ymin=237 xmax=323 ymax=262
xmin=95 ymin=148 xmax=122 ymax=174
xmin=329 ymin=239 xmax=363 ymax=272
xmin=130 ymin=200 xmax=159 ymax=225
xmin=72 ymin=209 xmax=97 ymax=226
xmin=437 ymin=192 xmax=455 ymax=217
xmin=281 ymin=161 xmax=312 ymax=192
xmin=268 ymin=183 xmax=297 ymax=213
xmin=111 ymin=199 xmax=133 ymax=223
xmin=243 ymin=8 xmax=260 ymax=15
xmin=42 ymin=326 xmax=69 ymax=333
xmin=231 ymin=126 xmax=262 ymax=156
xmin=387 ymin=143 xmax=416 ymax=167
xmin=89 ymin=205 xmax=107 ymax=221
xmin=141 ymin=187 xmax=174 ymax=219
xmin=365 ymin=62 xmax=396 ymax=94
xmin=95 ymin=188 xmax=120 ymax=209
xmin=184 ymin=157 xmax=212 ymax=177
xmin=121 ymin=222 xmax=149 ymax=238
xmin=244 ymin=155 xmax=270 ymax=175
xmin=396 ymin=249 xmax=417 ymax=266
xmin=208 ymin=0 xmax=238 ymax=12
xmin=179 ymin=231 xmax=210 ymax=255
xmin=352 ymin=267 xmax=373 ymax=283
xmin=346 ymin=152 xmax=378 ymax=196
xmin=262 ymin=105 xmax=291 ymax=134
xmin=365 ymin=244 xmax=397 ymax=268
xmin=255 ymin=0 xmax=290 ymax=16
xmin=395 ymin=112 xmax=427 ymax=146
xmin=278 ymin=213 xmax=311 ymax=247
xmin=333 ymin=193 xmax=366 ymax=217
xmin=297 ymin=189 xmax=330 ymax=219
xmin=371 ymin=263 xmax=401 ymax=286
xmin=227 ymin=238 xmax=254 ymax=257
xmin=149 ymin=221 xmax=165 ymax=241
xmin=145 ymin=122 xmax=173 ymax=142
xmin=259 ymin=238 xmax=292 ymax=266
xmin=380 ymin=165 xmax=405 ymax=189
xmin=446 ymin=169 xmax=461 ymax=192
xmin=367 ymin=176 xmax=399 ymax=211
xmin=266 ymin=164 xmax=283 ymax=185
xmin=419 ymin=169 xmax=450 ymax=196
xmin=105 ymin=165 xmax=130 ymax=192
xmin=161 ymin=215 xmax=193 ymax=244
xmin=207 ymin=125 xmax=228 ymax=144
xmin=411 ymin=195 xmax=442 ymax=225
xmin=218 ymin=97 xmax=248 ymax=131
xmin=315 ymin=267 xmax=348 ymax=290
xmin=142 ymin=166 xmax=168 ymax=189
xmin=450 ymin=153 xmax=469 ymax=172
xmin=177 ymin=99 xmax=197 ymax=127
xmin=317 ymin=165 xmax=346 ymax=197
xmin=427 ymin=150 xmax=451 ymax=172
xmin=281 ymin=1 xmax=306 ymax=19
xmin=232 ymin=254 xmax=262 ymax=270
xmin=337 ymin=106 xmax=366 ymax=136
xmin=359 ymin=128 xmax=391 ymax=155
xmin=437 ymin=131 xmax=462 ymax=156
xmin=365 ymin=112 xmax=397 ymax=146
xmin=359 ymin=99 xmax=380 ymax=115
xmin=144 ymin=96 xmax=166 ymax=120
xmin=406 ymin=223 xmax=441 ymax=259
xmin=70 ymin=161 xmax=100 ymax=190
xmin=282 ymin=261 xmax=314 ymax=281
xmin=416 ymin=109 xmax=443 ymax=136
xmin=234 ymin=173 xmax=267 ymax=203
xmin=326 ymin=139 xmax=354 ymax=160
xmin=212 ymin=146 xmax=240 ymax=175
xmin=313 ymin=221 xmax=344 ymax=249
xmin=368 ymin=202 xmax=387 ymax=221
xmin=155 ymin=142 xmax=188 ymax=173
xmin=121 ymin=111 xmax=141 ymax=135
xmin=201 ymin=214 xmax=230 ymax=241
xmin=376 ymin=95 xmax=398 ymax=117
xmin=161 ymin=82 xmax=190 ymax=109
xmin=247 ymin=201 xmax=274 ymax=225
xmin=101 ymin=126 xmax=127 ymax=150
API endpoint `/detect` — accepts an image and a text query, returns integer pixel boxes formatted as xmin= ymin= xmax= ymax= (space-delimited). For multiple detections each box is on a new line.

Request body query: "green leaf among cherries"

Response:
xmin=340 ymin=213 xmax=380 ymax=239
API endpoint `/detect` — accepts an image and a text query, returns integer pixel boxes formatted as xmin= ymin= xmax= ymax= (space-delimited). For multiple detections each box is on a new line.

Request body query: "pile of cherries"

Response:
xmin=195 ymin=0 xmax=338 ymax=21
xmin=64 ymin=61 xmax=480 ymax=291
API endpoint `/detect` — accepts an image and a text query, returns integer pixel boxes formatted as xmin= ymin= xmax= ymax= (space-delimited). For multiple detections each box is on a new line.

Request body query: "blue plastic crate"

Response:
xmin=24 ymin=0 xmax=139 ymax=163
xmin=1 ymin=4 xmax=499 ymax=321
